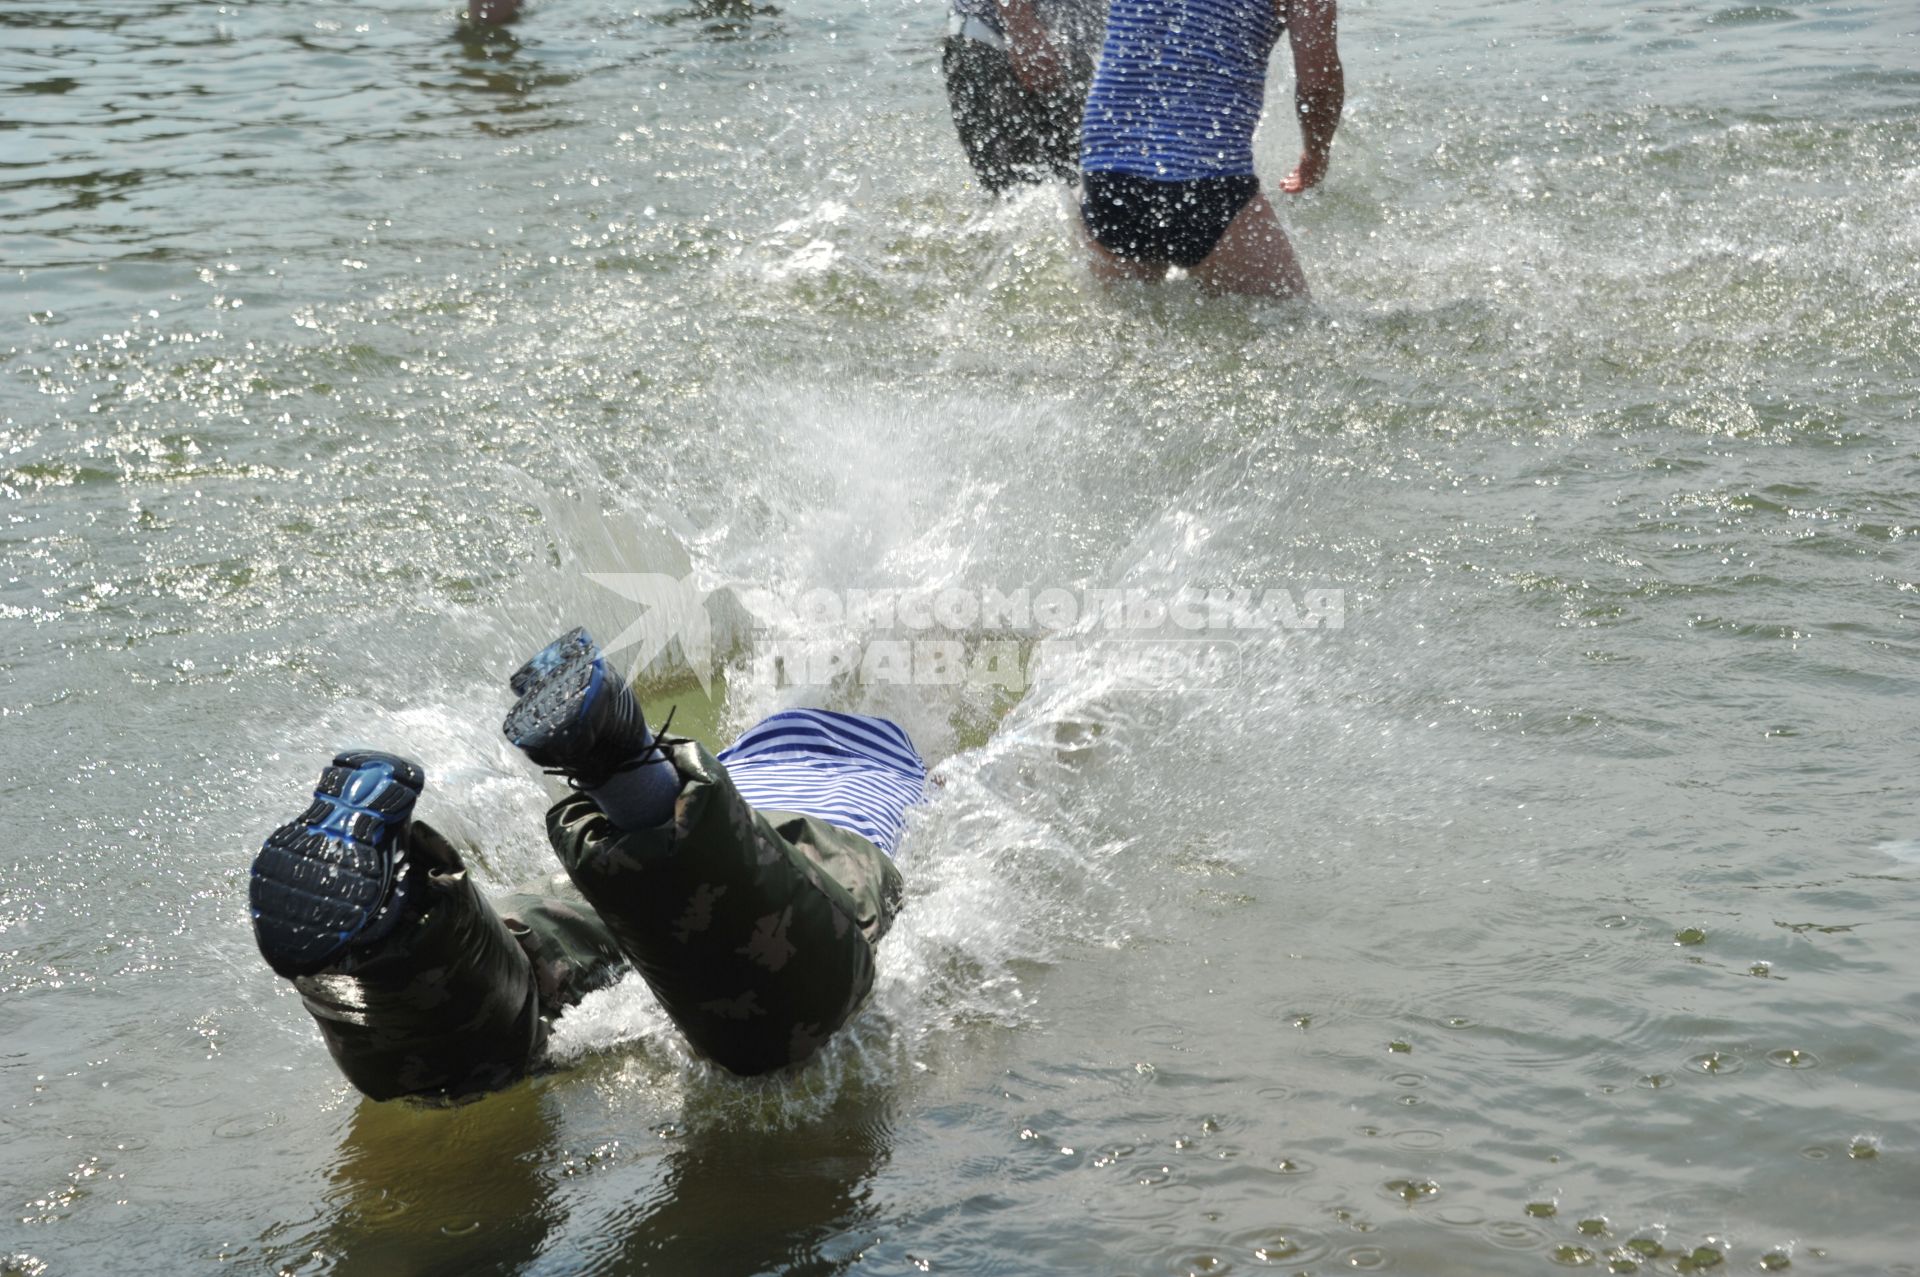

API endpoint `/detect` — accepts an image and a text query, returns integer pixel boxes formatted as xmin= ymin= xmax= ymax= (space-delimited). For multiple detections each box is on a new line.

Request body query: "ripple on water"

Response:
xmin=1706 ymin=5 xmax=1798 ymax=26
xmin=1429 ymin=1203 xmax=1485 ymax=1228
xmin=211 ymin=1110 xmax=284 ymax=1139
xmin=1684 ymin=1050 xmax=1747 ymax=1076
xmin=1482 ymin=1218 xmax=1551 ymax=1251
xmin=1380 ymin=1178 xmax=1441 ymax=1205
xmin=1763 ymin=1047 xmax=1818 ymax=1069
xmin=1226 ymin=1224 xmax=1333 ymax=1267
xmin=1387 ymin=1128 xmax=1446 ymax=1154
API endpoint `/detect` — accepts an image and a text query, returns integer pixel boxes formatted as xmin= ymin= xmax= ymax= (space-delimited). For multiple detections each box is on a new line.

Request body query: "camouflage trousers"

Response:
xmin=290 ymin=741 xmax=905 ymax=1102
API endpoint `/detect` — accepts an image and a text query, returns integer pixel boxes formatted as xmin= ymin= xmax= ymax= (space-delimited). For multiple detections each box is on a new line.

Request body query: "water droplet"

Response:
xmin=1759 ymin=1253 xmax=1791 ymax=1271
xmin=1848 ymin=1136 xmax=1879 ymax=1160
xmin=1765 ymin=1048 xmax=1818 ymax=1069
xmin=1685 ymin=1051 xmax=1745 ymax=1076
xmin=1577 ymin=1218 xmax=1608 ymax=1237
xmin=1554 ymin=1245 xmax=1596 ymax=1266
xmin=1674 ymin=927 xmax=1707 ymax=946
xmin=1635 ymin=1073 xmax=1671 ymax=1090
xmin=1526 ymin=1201 xmax=1558 ymax=1218
xmin=1253 ymin=1235 xmax=1305 ymax=1261
xmin=1388 ymin=1040 xmax=1412 ymax=1054
xmin=1383 ymin=1178 xmax=1439 ymax=1203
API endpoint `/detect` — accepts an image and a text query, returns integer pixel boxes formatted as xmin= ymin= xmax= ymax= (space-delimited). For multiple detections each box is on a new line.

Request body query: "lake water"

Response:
xmin=3 ymin=0 xmax=1918 ymax=1273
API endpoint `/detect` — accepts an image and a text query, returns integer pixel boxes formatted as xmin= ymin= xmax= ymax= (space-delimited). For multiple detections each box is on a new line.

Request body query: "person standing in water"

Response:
xmin=1078 ymin=0 xmax=1344 ymax=297
xmin=247 ymin=627 xmax=920 ymax=1100
xmin=468 ymin=0 xmax=522 ymax=23
xmin=943 ymin=0 xmax=1107 ymax=194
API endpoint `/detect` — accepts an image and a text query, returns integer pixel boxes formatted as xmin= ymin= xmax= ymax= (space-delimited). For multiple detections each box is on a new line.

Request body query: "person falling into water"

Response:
xmin=247 ymin=628 xmax=922 ymax=1100
xmin=942 ymin=0 xmax=1107 ymax=194
xmin=1078 ymin=0 xmax=1344 ymax=297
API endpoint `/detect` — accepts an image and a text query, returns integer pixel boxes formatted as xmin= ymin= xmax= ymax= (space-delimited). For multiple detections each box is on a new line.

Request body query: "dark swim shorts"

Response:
xmin=1079 ymin=172 xmax=1261 ymax=269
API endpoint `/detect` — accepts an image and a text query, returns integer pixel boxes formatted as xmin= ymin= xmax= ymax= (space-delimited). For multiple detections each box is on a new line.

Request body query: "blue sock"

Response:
xmin=581 ymin=727 xmax=680 ymax=831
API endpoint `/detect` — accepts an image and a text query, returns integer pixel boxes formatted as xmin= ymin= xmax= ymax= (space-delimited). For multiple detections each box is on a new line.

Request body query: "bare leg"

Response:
xmin=1188 ymin=192 xmax=1309 ymax=299
xmin=1080 ymin=216 xmax=1166 ymax=286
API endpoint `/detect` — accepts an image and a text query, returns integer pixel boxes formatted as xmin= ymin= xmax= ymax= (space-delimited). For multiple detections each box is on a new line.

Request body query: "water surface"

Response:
xmin=4 ymin=0 xmax=1919 ymax=1273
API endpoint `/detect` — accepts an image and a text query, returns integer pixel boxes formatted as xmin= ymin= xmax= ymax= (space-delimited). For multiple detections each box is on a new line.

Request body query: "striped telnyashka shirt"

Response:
xmin=1079 ymin=0 xmax=1284 ymax=181
xmin=718 ymin=709 xmax=927 ymax=858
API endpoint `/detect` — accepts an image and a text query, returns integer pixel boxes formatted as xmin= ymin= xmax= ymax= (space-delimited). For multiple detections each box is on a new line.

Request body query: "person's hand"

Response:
xmin=1281 ymin=150 xmax=1329 ymax=194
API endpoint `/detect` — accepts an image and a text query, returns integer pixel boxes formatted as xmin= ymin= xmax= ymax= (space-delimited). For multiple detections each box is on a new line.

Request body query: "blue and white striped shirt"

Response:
xmin=719 ymin=709 xmax=926 ymax=858
xmin=1080 ymin=0 xmax=1284 ymax=181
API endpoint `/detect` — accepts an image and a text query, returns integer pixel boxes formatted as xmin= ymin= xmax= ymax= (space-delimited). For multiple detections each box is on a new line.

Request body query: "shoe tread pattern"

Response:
xmin=502 ymin=630 xmax=598 ymax=752
xmin=250 ymin=752 xmax=422 ymax=976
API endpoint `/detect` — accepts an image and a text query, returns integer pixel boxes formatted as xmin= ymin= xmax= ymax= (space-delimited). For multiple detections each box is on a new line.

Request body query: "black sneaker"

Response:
xmin=502 ymin=627 xmax=653 ymax=787
xmin=249 ymin=751 xmax=425 ymax=977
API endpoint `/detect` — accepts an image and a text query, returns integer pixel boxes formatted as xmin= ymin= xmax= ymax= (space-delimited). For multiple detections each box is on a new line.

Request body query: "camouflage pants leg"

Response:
xmin=293 ymin=741 xmax=903 ymax=1098
xmin=545 ymin=740 xmax=905 ymax=1076
xmin=290 ymin=825 xmax=628 ymax=1103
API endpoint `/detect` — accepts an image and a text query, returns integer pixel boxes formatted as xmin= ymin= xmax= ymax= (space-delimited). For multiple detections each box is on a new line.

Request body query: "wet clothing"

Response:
xmin=1080 ymin=0 xmax=1285 ymax=182
xmin=1077 ymin=0 xmax=1281 ymax=266
xmin=942 ymin=0 xmax=1105 ymax=193
xmin=1081 ymin=172 xmax=1260 ymax=267
xmin=289 ymin=729 xmax=913 ymax=1101
xmin=943 ymin=35 xmax=1090 ymax=194
xmin=722 ymin=708 xmax=925 ymax=857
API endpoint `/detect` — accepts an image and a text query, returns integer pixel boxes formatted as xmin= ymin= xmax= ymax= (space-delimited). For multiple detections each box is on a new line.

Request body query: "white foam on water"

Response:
xmin=492 ymin=387 xmax=1174 ymax=1115
xmin=1877 ymin=839 xmax=1920 ymax=866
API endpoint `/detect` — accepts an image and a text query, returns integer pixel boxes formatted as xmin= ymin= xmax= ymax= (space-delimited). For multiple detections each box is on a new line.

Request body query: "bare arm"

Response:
xmin=1280 ymin=0 xmax=1343 ymax=193
xmin=997 ymin=0 xmax=1068 ymax=93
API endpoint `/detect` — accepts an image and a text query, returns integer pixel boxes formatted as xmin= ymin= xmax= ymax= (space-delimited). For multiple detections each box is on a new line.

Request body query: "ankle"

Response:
xmin=582 ymin=750 xmax=679 ymax=830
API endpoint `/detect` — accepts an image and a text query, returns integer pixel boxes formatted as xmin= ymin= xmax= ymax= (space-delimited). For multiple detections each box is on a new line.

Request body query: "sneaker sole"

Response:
xmin=508 ymin=624 xmax=594 ymax=697
xmin=502 ymin=627 xmax=604 ymax=752
xmin=250 ymin=750 xmax=424 ymax=977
